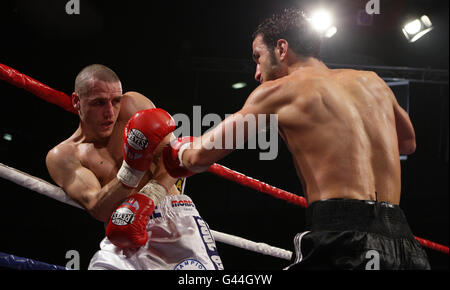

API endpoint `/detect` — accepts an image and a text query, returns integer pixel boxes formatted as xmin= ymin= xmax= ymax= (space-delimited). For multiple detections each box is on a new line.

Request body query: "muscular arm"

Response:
xmin=46 ymin=145 xmax=133 ymax=222
xmin=182 ymin=81 xmax=282 ymax=172
xmin=393 ymin=100 xmax=416 ymax=155
xmin=377 ymin=78 xmax=416 ymax=155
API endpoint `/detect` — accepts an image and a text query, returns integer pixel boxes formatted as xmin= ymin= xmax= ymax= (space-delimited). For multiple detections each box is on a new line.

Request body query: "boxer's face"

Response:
xmin=74 ymin=79 xmax=123 ymax=139
xmin=252 ymin=34 xmax=284 ymax=83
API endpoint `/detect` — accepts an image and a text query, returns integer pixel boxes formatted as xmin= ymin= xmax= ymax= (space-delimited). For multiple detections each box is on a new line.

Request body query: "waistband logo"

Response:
xmin=171 ymin=200 xmax=195 ymax=208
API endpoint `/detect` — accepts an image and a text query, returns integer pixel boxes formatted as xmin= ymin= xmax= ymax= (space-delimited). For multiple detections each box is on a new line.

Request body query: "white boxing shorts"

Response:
xmin=88 ymin=194 xmax=224 ymax=270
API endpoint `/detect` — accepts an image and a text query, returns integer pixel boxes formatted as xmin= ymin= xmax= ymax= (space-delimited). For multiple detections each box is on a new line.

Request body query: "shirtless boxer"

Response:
xmin=46 ymin=64 xmax=223 ymax=270
xmin=163 ymin=9 xmax=430 ymax=269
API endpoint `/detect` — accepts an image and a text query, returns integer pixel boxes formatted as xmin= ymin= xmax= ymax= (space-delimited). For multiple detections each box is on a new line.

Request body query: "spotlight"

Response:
xmin=402 ymin=15 xmax=433 ymax=43
xmin=310 ymin=10 xmax=332 ymax=32
xmin=309 ymin=9 xmax=337 ymax=38
xmin=324 ymin=26 xmax=337 ymax=38
xmin=3 ymin=133 xmax=12 ymax=141
xmin=231 ymin=82 xmax=247 ymax=89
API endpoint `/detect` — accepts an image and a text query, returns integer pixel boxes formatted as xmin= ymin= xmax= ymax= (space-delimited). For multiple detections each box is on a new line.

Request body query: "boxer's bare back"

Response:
xmin=179 ymin=34 xmax=415 ymax=206
xmin=242 ymin=64 xmax=415 ymax=205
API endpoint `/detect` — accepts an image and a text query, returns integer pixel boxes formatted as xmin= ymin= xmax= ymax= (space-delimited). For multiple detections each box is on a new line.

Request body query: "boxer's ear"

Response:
xmin=276 ymin=39 xmax=289 ymax=61
xmin=72 ymin=92 xmax=80 ymax=111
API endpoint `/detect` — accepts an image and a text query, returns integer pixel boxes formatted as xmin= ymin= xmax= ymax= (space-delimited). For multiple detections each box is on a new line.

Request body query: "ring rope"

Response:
xmin=210 ymin=230 xmax=292 ymax=260
xmin=0 ymin=163 xmax=83 ymax=210
xmin=0 ymin=63 xmax=76 ymax=114
xmin=1 ymin=62 xmax=448 ymax=255
xmin=414 ymin=237 xmax=449 ymax=255
xmin=0 ymin=163 xmax=293 ymax=261
xmin=208 ymin=163 xmax=307 ymax=208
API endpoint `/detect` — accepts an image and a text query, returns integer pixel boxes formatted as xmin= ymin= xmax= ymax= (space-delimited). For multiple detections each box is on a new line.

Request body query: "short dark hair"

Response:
xmin=252 ymin=9 xmax=322 ymax=59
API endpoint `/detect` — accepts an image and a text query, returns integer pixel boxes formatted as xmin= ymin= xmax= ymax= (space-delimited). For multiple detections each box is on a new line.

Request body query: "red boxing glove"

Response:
xmin=163 ymin=136 xmax=196 ymax=178
xmin=117 ymin=108 xmax=176 ymax=188
xmin=106 ymin=180 xmax=168 ymax=249
xmin=106 ymin=193 xmax=154 ymax=248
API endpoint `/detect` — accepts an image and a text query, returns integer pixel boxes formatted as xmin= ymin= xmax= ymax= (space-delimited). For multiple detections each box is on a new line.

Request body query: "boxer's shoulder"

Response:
xmin=122 ymin=91 xmax=153 ymax=105
xmin=280 ymin=69 xmax=329 ymax=94
xmin=46 ymin=136 xmax=83 ymax=187
xmin=244 ymin=73 xmax=315 ymax=114
xmin=46 ymin=137 xmax=80 ymax=169
xmin=118 ymin=91 xmax=156 ymax=122
xmin=246 ymin=78 xmax=287 ymax=106
xmin=329 ymin=68 xmax=380 ymax=85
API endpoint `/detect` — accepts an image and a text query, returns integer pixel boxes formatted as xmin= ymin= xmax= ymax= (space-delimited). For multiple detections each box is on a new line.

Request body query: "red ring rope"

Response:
xmin=1 ymin=62 xmax=448 ymax=255
xmin=0 ymin=63 xmax=77 ymax=114
xmin=208 ymin=163 xmax=308 ymax=208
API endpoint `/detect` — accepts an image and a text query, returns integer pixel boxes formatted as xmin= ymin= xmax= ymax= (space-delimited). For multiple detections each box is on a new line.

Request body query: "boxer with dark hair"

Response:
xmin=164 ymin=9 xmax=430 ymax=270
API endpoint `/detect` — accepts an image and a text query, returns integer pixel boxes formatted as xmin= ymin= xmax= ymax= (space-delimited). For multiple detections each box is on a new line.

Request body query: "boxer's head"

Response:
xmin=72 ymin=64 xmax=123 ymax=140
xmin=252 ymin=9 xmax=321 ymax=83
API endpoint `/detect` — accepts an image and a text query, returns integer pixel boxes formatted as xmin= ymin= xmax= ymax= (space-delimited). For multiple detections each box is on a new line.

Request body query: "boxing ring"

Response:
xmin=0 ymin=63 xmax=448 ymax=270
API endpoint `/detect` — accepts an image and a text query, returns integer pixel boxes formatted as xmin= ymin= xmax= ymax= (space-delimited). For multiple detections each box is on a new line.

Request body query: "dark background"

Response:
xmin=0 ymin=0 xmax=448 ymax=270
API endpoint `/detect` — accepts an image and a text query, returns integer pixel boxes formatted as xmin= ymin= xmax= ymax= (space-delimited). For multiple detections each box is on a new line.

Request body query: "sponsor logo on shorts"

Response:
xmin=149 ymin=206 xmax=162 ymax=219
xmin=111 ymin=207 xmax=134 ymax=225
xmin=174 ymin=259 xmax=206 ymax=270
xmin=193 ymin=216 xmax=224 ymax=270
xmin=127 ymin=129 xmax=149 ymax=150
xmin=171 ymin=200 xmax=195 ymax=208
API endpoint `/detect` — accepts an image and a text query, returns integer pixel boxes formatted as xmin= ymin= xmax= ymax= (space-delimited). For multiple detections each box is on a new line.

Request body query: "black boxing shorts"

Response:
xmin=285 ymin=198 xmax=431 ymax=270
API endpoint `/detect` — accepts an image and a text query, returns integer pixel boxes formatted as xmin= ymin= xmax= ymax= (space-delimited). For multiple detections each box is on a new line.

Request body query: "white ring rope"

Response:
xmin=0 ymin=162 xmax=293 ymax=261
xmin=210 ymin=230 xmax=293 ymax=260
xmin=0 ymin=163 xmax=83 ymax=210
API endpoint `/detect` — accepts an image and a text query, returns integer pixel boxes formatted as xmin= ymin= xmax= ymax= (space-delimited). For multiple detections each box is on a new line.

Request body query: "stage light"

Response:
xmin=309 ymin=9 xmax=337 ymax=38
xmin=402 ymin=15 xmax=433 ymax=43
xmin=324 ymin=26 xmax=337 ymax=38
xmin=3 ymin=133 xmax=12 ymax=141
xmin=310 ymin=10 xmax=332 ymax=32
xmin=231 ymin=82 xmax=247 ymax=89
